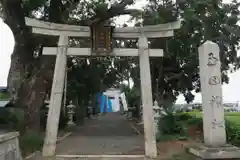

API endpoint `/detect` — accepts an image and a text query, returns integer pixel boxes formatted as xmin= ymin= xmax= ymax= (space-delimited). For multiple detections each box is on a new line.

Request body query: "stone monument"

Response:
xmin=189 ymin=41 xmax=240 ymax=159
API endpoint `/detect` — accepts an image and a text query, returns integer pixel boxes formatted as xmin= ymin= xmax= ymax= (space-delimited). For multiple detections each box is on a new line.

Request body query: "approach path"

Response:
xmin=56 ymin=112 xmax=145 ymax=155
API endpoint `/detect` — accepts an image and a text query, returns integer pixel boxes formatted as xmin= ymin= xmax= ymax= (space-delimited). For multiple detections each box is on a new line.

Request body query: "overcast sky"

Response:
xmin=0 ymin=0 xmax=239 ymax=104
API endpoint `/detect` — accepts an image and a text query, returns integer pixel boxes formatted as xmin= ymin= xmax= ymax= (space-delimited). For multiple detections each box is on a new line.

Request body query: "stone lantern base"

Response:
xmin=188 ymin=144 xmax=240 ymax=159
xmin=67 ymin=121 xmax=76 ymax=126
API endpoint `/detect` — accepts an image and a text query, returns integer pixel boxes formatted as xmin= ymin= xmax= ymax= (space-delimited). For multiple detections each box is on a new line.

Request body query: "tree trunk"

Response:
xmin=16 ymin=56 xmax=55 ymax=132
xmin=2 ymin=0 xmax=65 ymax=132
xmin=2 ymin=0 xmax=33 ymax=101
xmin=1 ymin=0 xmax=42 ymax=132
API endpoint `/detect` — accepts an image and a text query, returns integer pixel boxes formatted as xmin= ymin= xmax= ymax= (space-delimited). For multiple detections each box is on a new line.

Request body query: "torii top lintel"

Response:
xmin=25 ymin=17 xmax=181 ymax=39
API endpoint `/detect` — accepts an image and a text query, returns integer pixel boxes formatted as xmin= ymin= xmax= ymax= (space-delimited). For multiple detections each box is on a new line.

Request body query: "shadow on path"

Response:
xmin=56 ymin=112 xmax=145 ymax=155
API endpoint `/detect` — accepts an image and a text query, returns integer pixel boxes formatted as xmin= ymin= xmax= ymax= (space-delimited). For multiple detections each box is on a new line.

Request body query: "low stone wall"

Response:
xmin=0 ymin=132 xmax=22 ymax=160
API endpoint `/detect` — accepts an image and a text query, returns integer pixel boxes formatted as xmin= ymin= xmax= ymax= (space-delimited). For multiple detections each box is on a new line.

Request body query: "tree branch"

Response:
xmin=88 ymin=0 xmax=136 ymax=25
xmin=165 ymin=72 xmax=184 ymax=81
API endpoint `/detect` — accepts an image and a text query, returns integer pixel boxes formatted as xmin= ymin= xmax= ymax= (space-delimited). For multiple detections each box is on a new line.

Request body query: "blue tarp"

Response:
xmin=98 ymin=93 xmax=113 ymax=113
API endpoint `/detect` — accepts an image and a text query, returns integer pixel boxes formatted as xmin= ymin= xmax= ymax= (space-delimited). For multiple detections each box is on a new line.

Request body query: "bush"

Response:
xmin=226 ymin=120 xmax=240 ymax=146
xmin=158 ymin=113 xmax=185 ymax=135
xmin=19 ymin=131 xmax=44 ymax=156
xmin=159 ymin=111 xmax=240 ymax=148
xmin=0 ymin=108 xmax=24 ymax=131
xmin=0 ymin=108 xmax=11 ymax=127
xmin=175 ymin=113 xmax=194 ymax=121
xmin=10 ymin=109 xmax=24 ymax=131
xmin=156 ymin=111 xmax=240 ymax=148
xmin=187 ymin=117 xmax=203 ymax=130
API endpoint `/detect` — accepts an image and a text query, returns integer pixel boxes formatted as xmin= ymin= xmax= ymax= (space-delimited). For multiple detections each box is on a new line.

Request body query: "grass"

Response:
xmin=170 ymin=152 xmax=197 ymax=160
xmin=0 ymin=92 xmax=10 ymax=100
xmin=19 ymin=131 xmax=44 ymax=157
xmin=182 ymin=111 xmax=240 ymax=125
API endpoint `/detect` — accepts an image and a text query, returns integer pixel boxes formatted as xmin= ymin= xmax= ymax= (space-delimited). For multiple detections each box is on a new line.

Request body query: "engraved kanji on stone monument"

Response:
xmin=210 ymin=96 xmax=222 ymax=108
xmin=198 ymin=41 xmax=226 ymax=147
xmin=211 ymin=119 xmax=224 ymax=129
xmin=208 ymin=76 xmax=221 ymax=85
xmin=207 ymin=52 xmax=219 ymax=66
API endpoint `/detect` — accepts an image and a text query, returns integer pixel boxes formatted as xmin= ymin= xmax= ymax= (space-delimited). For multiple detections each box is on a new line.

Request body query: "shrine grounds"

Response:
xmin=2 ymin=104 xmax=240 ymax=159
xmin=154 ymin=111 xmax=240 ymax=159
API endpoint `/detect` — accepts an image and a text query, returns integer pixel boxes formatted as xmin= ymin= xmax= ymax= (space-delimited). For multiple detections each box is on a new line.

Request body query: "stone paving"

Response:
xmin=56 ymin=112 xmax=145 ymax=156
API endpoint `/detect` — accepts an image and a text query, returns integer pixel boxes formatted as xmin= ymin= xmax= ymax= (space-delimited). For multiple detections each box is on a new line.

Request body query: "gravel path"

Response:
xmin=56 ymin=112 xmax=145 ymax=155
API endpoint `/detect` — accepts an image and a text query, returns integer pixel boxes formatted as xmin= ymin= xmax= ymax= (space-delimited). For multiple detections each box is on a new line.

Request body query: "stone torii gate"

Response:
xmin=25 ymin=17 xmax=181 ymax=158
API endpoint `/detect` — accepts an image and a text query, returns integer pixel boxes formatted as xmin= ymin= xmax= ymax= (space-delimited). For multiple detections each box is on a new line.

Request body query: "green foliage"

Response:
xmin=23 ymin=0 xmax=48 ymax=15
xmin=156 ymin=113 xmax=201 ymax=141
xmin=159 ymin=111 xmax=240 ymax=147
xmin=0 ymin=106 xmax=67 ymax=132
xmin=176 ymin=113 xmax=194 ymax=121
xmin=122 ymin=85 xmax=141 ymax=117
xmin=67 ymin=55 xmax=134 ymax=110
xmin=182 ymin=111 xmax=202 ymax=118
xmin=226 ymin=120 xmax=240 ymax=146
xmin=19 ymin=131 xmax=44 ymax=156
xmin=186 ymin=117 xmax=203 ymax=130
xmin=158 ymin=113 xmax=185 ymax=135
xmin=0 ymin=108 xmax=24 ymax=131
xmin=0 ymin=108 xmax=11 ymax=127
xmin=140 ymin=0 xmax=240 ymax=104
xmin=225 ymin=112 xmax=240 ymax=117
xmin=0 ymin=92 xmax=10 ymax=100
xmin=183 ymin=111 xmax=240 ymax=147
xmin=9 ymin=109 xmax=24 ymax=131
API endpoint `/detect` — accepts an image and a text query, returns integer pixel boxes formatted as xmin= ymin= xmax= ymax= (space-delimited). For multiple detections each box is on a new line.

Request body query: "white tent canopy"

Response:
xmin=103 ymin=88 xmax=128 ymax=112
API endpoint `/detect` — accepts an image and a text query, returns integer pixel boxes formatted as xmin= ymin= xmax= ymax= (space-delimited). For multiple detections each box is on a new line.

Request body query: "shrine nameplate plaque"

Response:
xmin=91 ymin=25 xmax=114 ymax=56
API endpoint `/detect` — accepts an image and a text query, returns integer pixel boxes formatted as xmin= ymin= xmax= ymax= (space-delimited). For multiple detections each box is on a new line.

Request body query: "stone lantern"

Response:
xmin=44 ymin=99 xmax=50 ymax=118
xmin=45 ymin=100 xmax=50 ymax=108
xmin=66 ymin=101 xmax=76 ymax=126
xmin=153 ymin=100 xmax=161 ymax=135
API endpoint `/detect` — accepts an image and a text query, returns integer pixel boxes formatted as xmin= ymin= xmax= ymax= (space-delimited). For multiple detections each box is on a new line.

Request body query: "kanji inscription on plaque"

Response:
xmin=91 ymin=25 xmax=114 ymax=55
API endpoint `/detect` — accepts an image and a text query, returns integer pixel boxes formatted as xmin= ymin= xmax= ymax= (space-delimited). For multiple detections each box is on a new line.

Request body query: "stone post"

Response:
xmin=42 ymin=35 xmax=68 ymax=157
xmin=138 ymin=34 xmax=157 ymax=158
xmin=189 ymin=41 xmax=240 ymax=159
xmin=198 ymin=41 xmax=226 ymax=146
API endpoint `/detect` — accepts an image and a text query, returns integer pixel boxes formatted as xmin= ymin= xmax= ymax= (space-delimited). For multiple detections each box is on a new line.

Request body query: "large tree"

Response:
xmin=129 ymin=0 xmax=240 ymax=107
xmin=0 ymin=0 xmax=138 ymax=132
